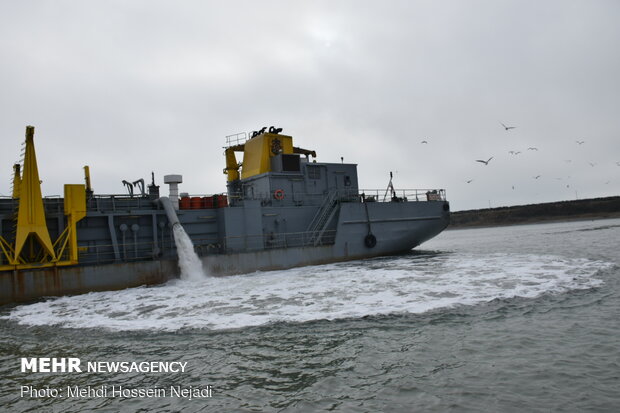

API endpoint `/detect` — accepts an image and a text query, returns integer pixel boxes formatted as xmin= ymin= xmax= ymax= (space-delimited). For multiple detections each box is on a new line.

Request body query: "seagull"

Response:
xmin=466 ymin=179 xmax=474 ymax=183
xmin=589 ymin=162 xmax=596 ymax=167
xmin=500 ymin=122 xmax=516 ymax=130
xmin=475 ymin=157 xmax=493 ymax=165
xmin=527 ymin=147 xmax=538 ymax=151
xmin=616 ymin=162 xmax=620 ymax=166
xmin=508 ymin=150 xmax=521 ymax=155
xmin=421 ymin=140 xmax=428 ymax=144
xmin=533 ymin=175 xmax=541 ymax=179
xmin=565 ymin=160 xmax=572 ymax=163
xmin=576 ymin=140 xmax=585 ymax=145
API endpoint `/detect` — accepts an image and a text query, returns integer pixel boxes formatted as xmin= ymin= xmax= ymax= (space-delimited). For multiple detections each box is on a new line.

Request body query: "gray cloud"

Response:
xmin=1 ymin=1 xmax=619 ymax=210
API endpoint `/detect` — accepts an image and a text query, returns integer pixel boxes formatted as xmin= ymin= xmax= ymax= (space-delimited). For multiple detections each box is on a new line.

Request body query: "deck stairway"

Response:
xmin=306 ymin=190 xmax=340 ymax=246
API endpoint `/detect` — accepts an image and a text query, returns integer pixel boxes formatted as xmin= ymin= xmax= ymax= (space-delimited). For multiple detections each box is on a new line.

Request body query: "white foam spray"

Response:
xmin=172 ymin=224 xmax=205 ymax=281
xmin=158 ymin=196 xmax=206 ymax=281
xmin=2 ymin=252 xmax=612 ymax=332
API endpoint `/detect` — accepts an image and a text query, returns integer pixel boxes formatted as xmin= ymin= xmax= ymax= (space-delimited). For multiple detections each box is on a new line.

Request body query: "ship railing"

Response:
xmin=0 ymin=238 xmax=72 ymax=266
xmin=225 ymin=132 xmax=248 ymax=148
xmin=358 ymin=188 xmax=447 ymax=202
xmin=3 ymin=195 xmax=158 ymax=214
xmin=71 ymin=227 xmax=338 ymax=266
xmin=0 ymin=238 xmax=162 ymax=267
xmin=0 ymin=197 xmax=19 ymax=215
xmin=76 ymin=239 xmax=171 ymax=265
xmin=226 ymin=189 xmax=359 ymax=206
xmin=1 ymin=227 xmax=338 ymax=267
xmin=177 ymin=193 xmax=227 ymax=198
xmin=40 ymin=196 xmax=64 ymax=214
xmin=226 ymin=188 xmax=446 ymax=206
xmin=86 ymin=194 xmax=155 ymax=212
xmin=214 ymin=229 xmax=337 ymax=253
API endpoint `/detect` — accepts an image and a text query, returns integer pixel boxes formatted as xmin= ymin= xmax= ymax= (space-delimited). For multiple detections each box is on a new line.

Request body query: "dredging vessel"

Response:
xmin=0 ymin=126 xmax=449 ymax=305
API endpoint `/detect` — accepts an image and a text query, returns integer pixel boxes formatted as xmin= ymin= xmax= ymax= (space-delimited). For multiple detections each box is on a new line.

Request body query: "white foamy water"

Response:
xmin=172 ymin=224 xmax=205 ymax=280
xmin=2 ymin=253 xmax=611 ymax=331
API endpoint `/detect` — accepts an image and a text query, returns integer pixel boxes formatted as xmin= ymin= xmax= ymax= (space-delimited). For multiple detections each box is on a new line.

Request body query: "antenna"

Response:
xmin=383 ymin=171 xmax=396 ymax=202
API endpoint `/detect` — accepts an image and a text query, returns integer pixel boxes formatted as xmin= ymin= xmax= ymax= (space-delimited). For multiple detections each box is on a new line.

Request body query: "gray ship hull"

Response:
xmin=1 ymin=200 xmax=448 ymax=305
xmin=206 ymin=201 xmax=448 ymax=274
xmin=0 ymin=260 xmax=178 ymax=305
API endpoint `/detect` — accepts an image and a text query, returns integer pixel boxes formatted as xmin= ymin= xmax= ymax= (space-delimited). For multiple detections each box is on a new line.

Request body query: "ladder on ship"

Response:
xmin=306 ymin=190 xmax=340 ymax=246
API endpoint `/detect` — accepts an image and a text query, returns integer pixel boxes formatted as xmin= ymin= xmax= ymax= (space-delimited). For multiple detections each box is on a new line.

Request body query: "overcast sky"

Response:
xmin=1 ymin=1 xmax=618 ymax=211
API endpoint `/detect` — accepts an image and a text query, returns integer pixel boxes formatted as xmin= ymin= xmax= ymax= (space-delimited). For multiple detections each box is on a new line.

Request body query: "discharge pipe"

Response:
xmin=158 ymin=196 xmax=205 ymax=280
xmin=158 ymin=196 xmax=181 ymax=228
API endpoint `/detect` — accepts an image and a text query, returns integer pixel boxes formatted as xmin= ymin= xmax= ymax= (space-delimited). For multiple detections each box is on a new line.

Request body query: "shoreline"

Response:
xmin=448 ymin=196 xmax=620 ymax=229
xmin=447 ymin=213 xmax=620 ymax=230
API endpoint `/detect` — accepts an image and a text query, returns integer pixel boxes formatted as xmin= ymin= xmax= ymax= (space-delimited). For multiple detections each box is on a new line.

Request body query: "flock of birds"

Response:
xmin=419 ymin=121 xmax=618 ymax=198
xmin=473 ymin=123 xmax=541 ymax=168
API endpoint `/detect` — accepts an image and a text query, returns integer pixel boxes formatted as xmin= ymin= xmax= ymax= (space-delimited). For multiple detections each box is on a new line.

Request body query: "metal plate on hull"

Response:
xmin=0 ymin=260 xmax=178 ymax=306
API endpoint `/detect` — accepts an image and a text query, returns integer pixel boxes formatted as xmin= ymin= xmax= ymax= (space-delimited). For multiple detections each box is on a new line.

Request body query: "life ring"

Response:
xmin=364 ymin=234 xmax=377 ymax=248
xmin=274 ymin=189 xmax=285 ymax=200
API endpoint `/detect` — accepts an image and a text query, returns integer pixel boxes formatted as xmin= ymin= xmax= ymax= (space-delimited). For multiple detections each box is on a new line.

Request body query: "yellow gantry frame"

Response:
xmin=0 ymin=126 xmax=86 ymax=270
xmin=61 ymin=184 xmax=86 ymax=262
xmin=12 ymin=126 xmax=57 ymax=263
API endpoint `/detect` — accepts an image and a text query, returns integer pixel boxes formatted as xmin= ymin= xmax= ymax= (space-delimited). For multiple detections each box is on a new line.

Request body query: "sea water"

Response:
xmin=1 ymin=218 xmax=619 ymax=412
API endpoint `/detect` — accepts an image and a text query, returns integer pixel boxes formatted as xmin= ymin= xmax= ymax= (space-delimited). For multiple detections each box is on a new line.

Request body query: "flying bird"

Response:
xmin=420 ymin=140 xmax=428 ymax=144
xmin=589 ymin=162 xmax=596 ymax=167
xmin=475 ymin=157 xmax=493 ymax=165
xmin=533 ymin=175 xmax=541 ymax=179
xmin=616 ymin=162 xmax=620 ymax=166
xmin=576 ymin=140 xmax=585 ymax=145
xmin=500 ymin=122 xmax=516 ymax=130
xmin=527 ymin=147 xmax=538 ymax=151
xmin=466 ymin=179 xmax=474 ymax=183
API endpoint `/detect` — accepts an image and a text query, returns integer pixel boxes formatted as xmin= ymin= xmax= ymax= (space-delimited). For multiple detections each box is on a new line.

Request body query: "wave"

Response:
xmin=1 ymin=253 xmax=611 ymax=332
